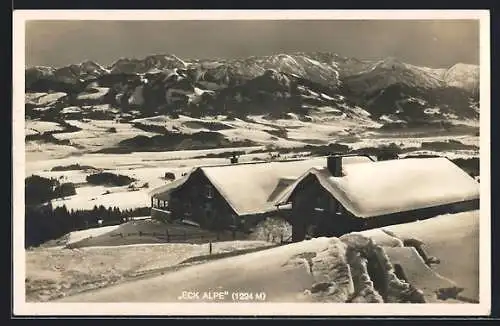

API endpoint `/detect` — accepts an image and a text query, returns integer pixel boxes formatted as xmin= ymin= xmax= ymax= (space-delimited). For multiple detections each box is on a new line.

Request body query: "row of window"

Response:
xmin=152 ymin=198 xmax=168 ymax=208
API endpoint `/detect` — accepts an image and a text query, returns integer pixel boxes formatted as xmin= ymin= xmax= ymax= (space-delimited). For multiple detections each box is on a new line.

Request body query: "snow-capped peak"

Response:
xmin=79 ymin=60 xmax=111 ymax=74
xmin=375 ymin=56 xmax=407 ymax=70
xmin=443 ymin=63 xmax=479 ymax=93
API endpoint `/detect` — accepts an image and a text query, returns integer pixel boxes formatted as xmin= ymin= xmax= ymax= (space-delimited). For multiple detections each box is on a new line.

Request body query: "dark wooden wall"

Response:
xmin=152 ymin=170 xmax=286 ymax=233
xmin=288 ymin=175 xmax=363 ymax=241
xmin=166 ymin=170 xmax=240 ymax=231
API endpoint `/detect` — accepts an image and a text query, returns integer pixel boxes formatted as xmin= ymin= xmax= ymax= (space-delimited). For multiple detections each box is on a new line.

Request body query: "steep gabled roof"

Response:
xmin=276 ymin=157 xmax=479 ymax=218
xmin=266 ymin=177 xmax=297 ymax=203
xmin=199 ymin=157 xmax=327 ymax=216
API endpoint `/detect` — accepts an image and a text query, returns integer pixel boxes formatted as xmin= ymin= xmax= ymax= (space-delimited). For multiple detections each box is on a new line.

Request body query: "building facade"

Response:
xmin=149 ymin=156 xmax=374 ymax=233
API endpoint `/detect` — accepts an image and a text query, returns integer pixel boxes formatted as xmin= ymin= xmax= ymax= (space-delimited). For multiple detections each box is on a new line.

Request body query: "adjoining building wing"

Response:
xmin=276 ymin=157 xmax=479 ymax=218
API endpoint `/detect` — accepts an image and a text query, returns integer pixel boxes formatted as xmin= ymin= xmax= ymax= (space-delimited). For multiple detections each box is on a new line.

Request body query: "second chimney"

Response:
xmin=327 ymin=155 xmax=343 ymax=177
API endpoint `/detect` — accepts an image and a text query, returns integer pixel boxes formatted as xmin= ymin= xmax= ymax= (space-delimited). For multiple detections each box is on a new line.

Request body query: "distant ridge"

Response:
xmin=25 ymin=51 xmax=479 ymax=125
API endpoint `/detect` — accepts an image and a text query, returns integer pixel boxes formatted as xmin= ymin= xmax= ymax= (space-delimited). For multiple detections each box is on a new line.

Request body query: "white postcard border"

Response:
xmin=12 ymin=9 xmax=491 ymax=316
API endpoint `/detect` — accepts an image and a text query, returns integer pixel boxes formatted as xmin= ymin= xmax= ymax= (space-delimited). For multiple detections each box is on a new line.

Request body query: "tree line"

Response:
xmin=25 ymin=203 xmax=150 ymax=248
xmin=25 ymin=175 xmax=149 ymax=248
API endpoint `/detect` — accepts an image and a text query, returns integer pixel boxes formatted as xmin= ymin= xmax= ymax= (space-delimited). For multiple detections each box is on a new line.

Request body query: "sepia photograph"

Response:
xmin=12 ymin=10 xmax=490 ymax=316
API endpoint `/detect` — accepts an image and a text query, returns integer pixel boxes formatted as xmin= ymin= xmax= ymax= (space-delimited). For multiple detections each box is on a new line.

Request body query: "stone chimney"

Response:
xmin=327 ymin=155 xmax=343 ymax=177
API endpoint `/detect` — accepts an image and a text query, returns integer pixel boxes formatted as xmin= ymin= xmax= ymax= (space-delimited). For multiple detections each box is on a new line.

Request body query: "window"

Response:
xmin=205 ymin=185 xmax=214 ymax=199
xmin=336 ymin=203 xmax=344 ymax=215
xmin=330 ymin=198 xmax=343 ymax=215
xmin=314 ymin=195 xmax=326 ymax=212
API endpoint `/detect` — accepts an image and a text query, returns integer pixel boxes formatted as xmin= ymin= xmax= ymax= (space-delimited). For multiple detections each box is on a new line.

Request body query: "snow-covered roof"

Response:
xmin=148 ymin=174 xmax=191 ymax=200
xmin=61 ymin=106 xmax=82 ymax=114
xmin=149 ymin=156 xmax=373 ymax=215
xmin=276 ymin=157 xmax=479 ymax=218
xmin=145 ymin=68 xmax=164 ymax=74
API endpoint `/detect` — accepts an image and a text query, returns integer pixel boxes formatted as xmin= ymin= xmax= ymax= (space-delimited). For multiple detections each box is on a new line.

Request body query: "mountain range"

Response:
xmin=25 ymin=52 xmax=480 ymax=125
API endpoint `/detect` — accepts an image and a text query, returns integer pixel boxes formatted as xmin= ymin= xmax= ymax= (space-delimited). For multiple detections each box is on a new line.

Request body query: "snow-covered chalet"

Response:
xmin=148 ymin=155 xmax=373 ymax=232
xmin=274 ymin=155 xmax=480 ymax=242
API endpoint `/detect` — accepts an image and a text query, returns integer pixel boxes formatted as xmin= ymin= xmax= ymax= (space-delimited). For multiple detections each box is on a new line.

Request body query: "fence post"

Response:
xmin=166 ymin=229 xmax=169 ymax=242
xmin=139 ymin=231 xmax=143 ymax=237
xmin=281 ymin=234 xmax=283 ymax=244
xmin=209 ymin=241 xmax=212 ymax=255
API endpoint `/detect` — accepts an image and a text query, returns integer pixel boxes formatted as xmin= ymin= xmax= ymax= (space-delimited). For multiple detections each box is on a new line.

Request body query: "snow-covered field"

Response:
xmin=65 ymin=225 xmax=121 ymax=246
xmin=132 ymin=113 xmax=378 ymax=147
xmin=25 ymin=92 xmax=67 ymax=106
xmin=51 ymin=186 xmax=151 ymax=210
xmin=382 ymin=210 xmax=479 ymax=302
xmin=349 ymin=134 xmax=479 ymax=150
xmin=24 ymin=114 xmax=479 ymax=213
xmin=52 ymin=119 xmax=159 ymax=150
xmin=76 ymin=87 xmax=109 ymax=102
xmin=25 ymin=141 xmax=266 ymax=174
xmin=26 ymin=240 xmax=273 ymax=302
xmin=25 ymin=121 xmax=64 ymax=135
xmin=24 ymin=114 xmax=479 ymax=163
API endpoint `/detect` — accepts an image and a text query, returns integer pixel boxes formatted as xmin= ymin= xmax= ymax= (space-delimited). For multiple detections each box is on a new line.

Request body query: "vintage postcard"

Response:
xmin=13 ymin=10 xmax=491 ymax=316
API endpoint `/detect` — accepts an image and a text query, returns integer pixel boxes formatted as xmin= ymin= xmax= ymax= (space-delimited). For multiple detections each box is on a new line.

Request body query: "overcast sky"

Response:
xmin=25 ymin=20 xmax=479 ymax=68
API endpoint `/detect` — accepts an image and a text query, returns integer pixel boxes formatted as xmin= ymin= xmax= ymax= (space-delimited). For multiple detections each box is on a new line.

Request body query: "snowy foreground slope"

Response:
xmin=56 ymin=210 xmax=479 ymax=303
xmin=26 ymin=240 xmax=272 ymax=302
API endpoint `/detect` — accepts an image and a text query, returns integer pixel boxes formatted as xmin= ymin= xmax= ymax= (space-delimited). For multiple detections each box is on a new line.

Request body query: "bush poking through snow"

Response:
xmin=51 ymin=164 xmax=97 ymax=172
xmin=163 ymin=172 xmax=176 ymax=181
xmin=86 ymin=172 xmax=136 ymax=187
xmin=249 ymin=217 xmax=292 ymax=243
